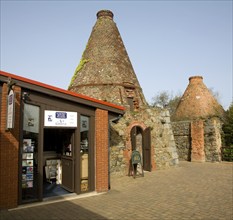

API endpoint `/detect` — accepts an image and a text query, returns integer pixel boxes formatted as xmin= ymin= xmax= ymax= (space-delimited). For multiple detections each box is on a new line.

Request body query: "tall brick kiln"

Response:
xmin=69 ymin=10 xmax=179 ymax=175
xmin=69 ymin=10 xmax=147 ymax=109
xmin=172 ymin=76 xmax=226 ymax=162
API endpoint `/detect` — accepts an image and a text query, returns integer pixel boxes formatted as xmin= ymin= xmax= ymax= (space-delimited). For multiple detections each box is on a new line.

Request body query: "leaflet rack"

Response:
xmin=45 ymin=159 xmax=62 ymax=184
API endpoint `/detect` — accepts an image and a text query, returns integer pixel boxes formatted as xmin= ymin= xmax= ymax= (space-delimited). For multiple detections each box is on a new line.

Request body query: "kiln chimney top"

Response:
xmin=97 ymin=10 xmax=114 ymax=19
xmin=189 ymin=76 xmax=203 ymax=83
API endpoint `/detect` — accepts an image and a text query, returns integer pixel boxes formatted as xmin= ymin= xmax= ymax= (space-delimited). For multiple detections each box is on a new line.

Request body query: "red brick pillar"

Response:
xmin=0 ymin=84 xmax=21 ymax=209
xmin=95 ymin=109 xmax=109 ymax=192
xmin=191 ymin=120 xmax=205 ymax=162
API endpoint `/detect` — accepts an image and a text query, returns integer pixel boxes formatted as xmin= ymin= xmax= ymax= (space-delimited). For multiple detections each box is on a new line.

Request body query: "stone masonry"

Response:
xmin=69 ymin=10 xmax=147 ymax=108
xmin=204 ymin=117 xmax=223 ymax=162
xmin=110 ymin=108 xmax=179 ymax=175
xmin=172 ymin=118 xmax=223 ymax=162
xmin=69 ymin=10 xmax=179 ymax=175
xmin=171 ymin=121 xmax=191 ymax=161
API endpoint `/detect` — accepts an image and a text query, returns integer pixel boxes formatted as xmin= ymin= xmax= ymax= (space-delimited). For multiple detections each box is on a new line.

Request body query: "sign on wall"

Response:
xmin=44 ymin=110 xmax=77 ymax=127
xmin=23 ymin=104 xmax=40 ymax=133
xmin=7 ymin=89 xmax=15 ymax=129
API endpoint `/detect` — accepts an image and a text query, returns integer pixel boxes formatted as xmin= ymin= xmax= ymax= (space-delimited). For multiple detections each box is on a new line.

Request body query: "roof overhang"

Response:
xmin=0 ymin=70 xmax=125 ymax=115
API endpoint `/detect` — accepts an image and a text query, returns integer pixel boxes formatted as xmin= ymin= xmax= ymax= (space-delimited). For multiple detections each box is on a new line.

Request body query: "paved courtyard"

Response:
xmin=1 ymin=161 xmax=232 ymax=220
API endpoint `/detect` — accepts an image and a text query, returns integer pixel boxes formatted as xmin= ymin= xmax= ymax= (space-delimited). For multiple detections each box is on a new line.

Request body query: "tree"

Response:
xmin=151 ymin=91 xmax=182 ymax=116
xmin=208 ymin=87 xmax=221 ymax=104
xmin=222 ymin=103 xmax=233 ymax=146
xmin=151 ymin=91 xmax=170 ymax=108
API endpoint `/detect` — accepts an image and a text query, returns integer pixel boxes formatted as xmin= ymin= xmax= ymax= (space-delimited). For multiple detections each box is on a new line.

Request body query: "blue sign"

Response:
xmin=55 ymin=112 xmax=67 ymax=119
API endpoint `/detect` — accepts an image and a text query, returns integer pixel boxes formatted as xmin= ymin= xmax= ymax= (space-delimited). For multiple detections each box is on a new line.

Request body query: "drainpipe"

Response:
xmin=108 ymin=115 xmax=122 ymax=190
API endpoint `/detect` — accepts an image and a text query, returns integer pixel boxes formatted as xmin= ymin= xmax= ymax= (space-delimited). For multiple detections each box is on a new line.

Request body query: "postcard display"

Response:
xmin=45 ymin=159 xmax=62 ymax=184
xmin=21 ymin=103 xmax=40 ymax=201
xmin=22 ymin=139 xmax=35 ymax=189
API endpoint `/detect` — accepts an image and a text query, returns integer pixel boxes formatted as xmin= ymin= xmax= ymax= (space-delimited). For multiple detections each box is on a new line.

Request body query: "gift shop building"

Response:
xmin=0 ymin=70 xmax=124 ymax=209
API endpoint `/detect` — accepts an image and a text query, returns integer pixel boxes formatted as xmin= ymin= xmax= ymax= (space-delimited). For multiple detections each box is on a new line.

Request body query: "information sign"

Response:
xmin=7 ymin=89 xmax=15 ymax=129
xmin=44 ymin=110 xmax=77 ymax=127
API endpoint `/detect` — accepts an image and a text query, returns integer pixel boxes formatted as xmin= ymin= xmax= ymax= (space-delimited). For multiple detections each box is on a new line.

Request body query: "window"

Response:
xmin=21 ymin=104 xmax=40 ymax=202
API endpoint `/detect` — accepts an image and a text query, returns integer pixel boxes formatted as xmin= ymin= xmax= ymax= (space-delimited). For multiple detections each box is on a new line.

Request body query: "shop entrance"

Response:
xmin=20 ymin=105 xmax=94 ymax=204
xmin=43 ymin=128 xmax=74 ymax=198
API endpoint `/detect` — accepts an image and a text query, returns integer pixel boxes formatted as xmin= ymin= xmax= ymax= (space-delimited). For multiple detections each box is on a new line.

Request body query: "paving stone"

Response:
xmin=0 ymin=162 xmax=232 ymax=220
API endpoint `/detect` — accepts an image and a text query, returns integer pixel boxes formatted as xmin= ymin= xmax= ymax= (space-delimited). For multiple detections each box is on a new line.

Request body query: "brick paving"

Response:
xmin=1 ymin=161 xmax=232 ymax=220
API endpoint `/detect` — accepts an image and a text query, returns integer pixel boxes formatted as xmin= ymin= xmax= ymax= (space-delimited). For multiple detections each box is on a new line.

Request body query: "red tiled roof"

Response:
xmin=0 ymin=70 xmax=125 ymax=111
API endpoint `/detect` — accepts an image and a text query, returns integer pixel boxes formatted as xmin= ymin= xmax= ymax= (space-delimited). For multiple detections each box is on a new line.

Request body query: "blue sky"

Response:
xmin=1 ymin=0 xmax=232 ymax=109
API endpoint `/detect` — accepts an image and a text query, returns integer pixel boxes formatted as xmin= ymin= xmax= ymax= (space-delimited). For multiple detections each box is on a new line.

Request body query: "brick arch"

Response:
xmin=124 ymin=121 xmax=152 ymax=175
xmin=125 ymin=121 xmax=146 ymax=150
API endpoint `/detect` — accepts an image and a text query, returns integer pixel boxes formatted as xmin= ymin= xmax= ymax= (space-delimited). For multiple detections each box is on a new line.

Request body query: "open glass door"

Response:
xmin=80 ymin=115 xmax=90 ymax=192
xmin=61 ymin=131 xmax=75 ymax=192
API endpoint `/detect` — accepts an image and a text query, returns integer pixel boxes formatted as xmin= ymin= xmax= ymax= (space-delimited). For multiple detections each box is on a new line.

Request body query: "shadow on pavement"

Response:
xmin=0 ymin=199 xmax=108 ymax=220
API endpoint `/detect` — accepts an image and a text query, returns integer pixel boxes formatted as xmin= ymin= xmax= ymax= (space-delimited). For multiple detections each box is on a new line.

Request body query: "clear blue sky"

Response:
xmin=1 ymin=0 xmax=232 ymax=109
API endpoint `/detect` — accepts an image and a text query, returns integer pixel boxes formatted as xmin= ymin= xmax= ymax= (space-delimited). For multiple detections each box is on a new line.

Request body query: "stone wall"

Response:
xmin=204 ymin=118 xmax=222 ymax=162
xmin=110 ymin=107 xmax=179 ymax=176
xmin=172 ymin=121 xmax=191 ymax=161
xmin=172 ymin=117 xmax=223 ymax=162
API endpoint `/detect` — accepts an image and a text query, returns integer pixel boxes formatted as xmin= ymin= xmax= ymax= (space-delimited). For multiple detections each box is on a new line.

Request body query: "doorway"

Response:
xmin=130 ymin=126 xmax=151 ymax=171
xmin=43 ymin=128 xmax=75 ymax=198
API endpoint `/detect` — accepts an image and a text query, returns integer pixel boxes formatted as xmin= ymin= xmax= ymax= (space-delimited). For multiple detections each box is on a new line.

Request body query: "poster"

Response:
xmin=27 ymin=181 xmax=33 ymax=188
xmin=22 ymin=139 xmax=35 ymax=188
xmin=22 ymin=153 xmax=33 ymax=159
xmin=23 ymin=104 xmax=39 ymax=133
xmin=26 ymin=174 xmax=33 ymax=180
xmin=23 ymin=139 xmax=34 ymax=153
xmin=26 ymin=167 xmax=33 ymax=173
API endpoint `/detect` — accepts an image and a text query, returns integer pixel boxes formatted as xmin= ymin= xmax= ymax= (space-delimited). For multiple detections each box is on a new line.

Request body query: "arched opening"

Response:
xmin=130 ymin=126 xmax=151 ymax=171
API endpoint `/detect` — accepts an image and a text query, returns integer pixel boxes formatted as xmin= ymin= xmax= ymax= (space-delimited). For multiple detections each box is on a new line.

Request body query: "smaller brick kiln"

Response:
xmin=172 ymin=76 xmax=226 ymax=162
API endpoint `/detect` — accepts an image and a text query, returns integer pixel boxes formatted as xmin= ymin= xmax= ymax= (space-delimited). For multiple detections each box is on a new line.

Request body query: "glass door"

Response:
xmin=80 ymin=115 xmax=90 ymax=192
xmin=61 ymin=130 xmax=75 ymax=192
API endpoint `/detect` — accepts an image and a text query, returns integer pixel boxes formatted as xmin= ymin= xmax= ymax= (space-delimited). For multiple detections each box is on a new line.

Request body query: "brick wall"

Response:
xmin=0 ymin=84 xmax=21 ymax=209
xmin=191 ymin=120 xmax=205 ymax=162
xmin=95 ymin=109 xmax=109 ymax=192
xmin=173 ymin=76 xmax=225 ymax=121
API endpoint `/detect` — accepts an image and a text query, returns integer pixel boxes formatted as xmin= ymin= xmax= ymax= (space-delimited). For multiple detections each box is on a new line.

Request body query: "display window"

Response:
xmin=20 ymin=103 xmax=40 ymax=203
xmin=80 ymin=115 xmax=90 ymax=192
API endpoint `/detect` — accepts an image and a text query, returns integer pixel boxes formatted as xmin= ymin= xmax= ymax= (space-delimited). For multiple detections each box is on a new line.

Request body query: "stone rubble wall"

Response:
xmin=204 ymin=118 xmax=222 ymax=162
xmin=172 ymin=117 xmax=223 ymax=162
xmin=171 ymin=121 xmax=191 ymax=161
xmin=110 ymin=107 xmax=179 ymax=176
